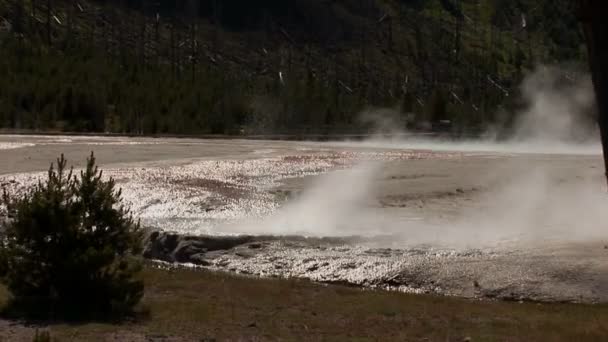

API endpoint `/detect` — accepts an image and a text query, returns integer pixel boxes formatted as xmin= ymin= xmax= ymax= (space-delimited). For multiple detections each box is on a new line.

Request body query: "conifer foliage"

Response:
xmin=0 ymin=153 xmax=143 ymax=319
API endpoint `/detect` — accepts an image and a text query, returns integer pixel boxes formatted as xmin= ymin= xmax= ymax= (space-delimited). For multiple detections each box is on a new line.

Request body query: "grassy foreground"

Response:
xmin=1 ymin=264 xmax=608 ymax=341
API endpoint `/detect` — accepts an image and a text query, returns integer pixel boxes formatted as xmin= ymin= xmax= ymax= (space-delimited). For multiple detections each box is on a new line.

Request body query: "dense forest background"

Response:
xmin=0 ymin=0 xmax=586 ymax=135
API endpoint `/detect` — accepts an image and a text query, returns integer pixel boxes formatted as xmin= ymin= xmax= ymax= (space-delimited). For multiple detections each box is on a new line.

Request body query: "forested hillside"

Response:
xmin=0 ymin=0 xmax=586 ymax=135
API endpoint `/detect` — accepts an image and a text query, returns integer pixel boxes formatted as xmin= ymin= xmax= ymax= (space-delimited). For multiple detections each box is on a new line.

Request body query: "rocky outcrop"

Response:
xmin=142 ymin=229 xmax=361 ymax=266
xmin=143 ymin=230 xmax=260 ymax=265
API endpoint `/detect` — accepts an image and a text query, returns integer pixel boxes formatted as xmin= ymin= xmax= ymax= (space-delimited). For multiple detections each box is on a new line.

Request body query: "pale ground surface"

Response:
xmin=1 ymin=134 xmax=608 ymax=303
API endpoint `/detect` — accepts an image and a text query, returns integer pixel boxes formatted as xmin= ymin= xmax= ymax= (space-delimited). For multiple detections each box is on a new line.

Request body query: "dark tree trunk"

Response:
xmin=46 ymin=0 xmax=51 ymax=45
xmin=186 ymin=0 xmax=199 ymax=82
xmin=66 ymin=1 xmax=73 ymax=46
xmin=578 ymin=1 xmax=608 ymax=187
xmin=14 ymin=0 xmax=24 ymax=34
xmin=170 ymin=21 xmax=175 ymax=76
xmin=30 ymin=0 xmax=36 ymax=32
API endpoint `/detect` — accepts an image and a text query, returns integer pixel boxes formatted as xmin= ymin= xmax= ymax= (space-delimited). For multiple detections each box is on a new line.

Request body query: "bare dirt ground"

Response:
xmin=1 ymin=134 xmax=608 ymax=305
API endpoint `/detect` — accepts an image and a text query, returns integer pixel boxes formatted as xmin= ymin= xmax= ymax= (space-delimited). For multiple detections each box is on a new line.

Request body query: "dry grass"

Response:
xmin=1 ymin=264 xmax=608 ymax=341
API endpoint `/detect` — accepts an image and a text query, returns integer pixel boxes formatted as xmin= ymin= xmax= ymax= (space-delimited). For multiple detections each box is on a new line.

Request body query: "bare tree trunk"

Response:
xmin=66 ymin=1 xmax=73 ymax=46
xmin=89 ymin=6 xmax=96 ymax=48
xmin=387 ymin=17 xmax=393 ymax=52
xmin=155 ymin=11 xmax=160 ymax=66
xmin=119 ymin=18 xmax=125 ymax=66
xmin=191 ymin=22 xmax=197 ymax=82
xmin=14 ymin=0 xmax=25 ymax=62
xmin=186 ymin=0 xmax=199 ymax=82
xmin=212 ymin=0 xmax=222 ymax=51
xmin=140 ymin=13 xmax=146 ymax=67
xmin=14 ymin=0 xmax=24 ymax=34
xmin=30 ymin=0 xmax=36 ymax=32
xmin=46 ymin=0 xmax=51 ymax=45
xmin=170 ymin=21 xmax=175 ymax=76
xmin=105 ymin=4 xmax=111 ymax=56
xmin=579 ymin=1 xmax=608 ymax=187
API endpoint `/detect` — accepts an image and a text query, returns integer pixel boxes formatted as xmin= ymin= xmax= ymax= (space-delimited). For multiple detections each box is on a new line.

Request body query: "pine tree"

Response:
xmin=0 ymin=153 xmax=143 ymax=319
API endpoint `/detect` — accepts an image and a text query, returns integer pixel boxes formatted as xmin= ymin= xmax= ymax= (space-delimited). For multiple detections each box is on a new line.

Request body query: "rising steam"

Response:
xmin=511 ymin=66 xmax=597 ymax=143
xmin=228 ymin=163 xmax=382 ymax=237
xmin=330 ymin=66 xmax=601 ymax=155
xmin=226 ymin=65 xmax=608 ymax=247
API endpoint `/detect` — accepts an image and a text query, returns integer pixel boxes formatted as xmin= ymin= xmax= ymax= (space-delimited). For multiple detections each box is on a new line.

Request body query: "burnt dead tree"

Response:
xmin=578 ymin=1 xmax=608 ymax=187
xmin=45 ymin=0 xmax=51 ymax=44
xmin=186 ymin=0 xmax=199 ymax=83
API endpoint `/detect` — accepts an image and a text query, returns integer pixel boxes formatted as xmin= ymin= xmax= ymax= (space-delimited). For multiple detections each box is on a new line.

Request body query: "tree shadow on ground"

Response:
xmin=0 ymin=296 xmax=151 ymax=328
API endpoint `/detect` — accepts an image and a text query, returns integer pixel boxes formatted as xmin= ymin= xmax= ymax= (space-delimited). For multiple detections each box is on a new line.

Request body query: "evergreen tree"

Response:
xmin=0 ymin=153 xmax=143 ymax=319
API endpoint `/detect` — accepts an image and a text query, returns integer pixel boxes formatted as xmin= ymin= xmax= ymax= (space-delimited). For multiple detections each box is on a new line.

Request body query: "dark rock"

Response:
xmin=306 ymin=264 xmax=320 ymax=272
xmin=204 ymin=250 xmax=229 ymax=260
xmin=143 ymin=229 xmax=257 ymax=264
xmin=234 ymin=245 xmax=256 ymax=258
xmin=174 ymin=241 xmax=207 ymax=263
xmin=143 ymin=230 xmax=181 ymax=260
xmin=216 ymin=260 xmax=230 ymax=267
xmin=189 ymin=254 xmax=212 ymax=266
xmin=341 ymin=262 xmax=357 ymax=269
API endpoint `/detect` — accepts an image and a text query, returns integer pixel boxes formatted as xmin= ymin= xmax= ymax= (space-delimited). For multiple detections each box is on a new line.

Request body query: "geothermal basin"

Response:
xmin=1 ymin=134 xmax=608 ymax=303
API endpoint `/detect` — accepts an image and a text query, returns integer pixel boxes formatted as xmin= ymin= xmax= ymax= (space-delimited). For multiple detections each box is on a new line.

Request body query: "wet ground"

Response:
xmin=1 ymin=134 xmax=608 ymax=303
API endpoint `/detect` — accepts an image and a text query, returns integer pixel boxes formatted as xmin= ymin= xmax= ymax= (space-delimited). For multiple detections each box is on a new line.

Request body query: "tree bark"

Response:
xmin=578 ymin=1 xmax=608 ymax=187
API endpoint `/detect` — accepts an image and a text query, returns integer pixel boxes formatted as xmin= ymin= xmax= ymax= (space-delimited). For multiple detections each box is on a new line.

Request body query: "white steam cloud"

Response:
xmin=224 ymin=65 xmax=608 ymax=247
xmin=511 ymin=66 xmax=596 ymax=143
xmin=227 ymin=163 xmax=382 ymax=237
xmin=327 ymin=66 xmax=601 ymax=155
